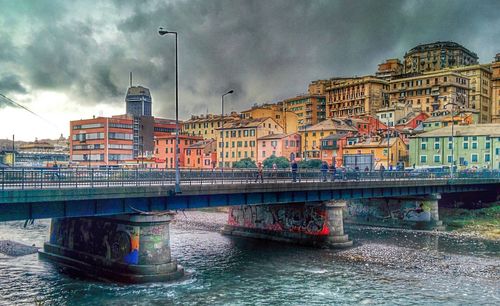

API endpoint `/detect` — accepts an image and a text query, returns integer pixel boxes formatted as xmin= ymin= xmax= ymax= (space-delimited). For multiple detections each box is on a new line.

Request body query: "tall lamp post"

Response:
xmin=159 ymin=27 xmax=181 ymax=193
xmin=444 ymin=92 xmax=466 ymax=179
xmin=221 ymin=90 xmax=234 ymax=169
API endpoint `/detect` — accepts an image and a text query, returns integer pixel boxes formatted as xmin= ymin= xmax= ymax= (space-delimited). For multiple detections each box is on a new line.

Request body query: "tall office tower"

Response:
xmin=126 ymin=86 xmax=152 ymax=117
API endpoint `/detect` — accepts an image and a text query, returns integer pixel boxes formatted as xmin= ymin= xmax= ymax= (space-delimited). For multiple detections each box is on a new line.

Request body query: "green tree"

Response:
xmin=232 ymin=158 xmax=257 ymax=168
xmin=298 ymin=159 xmax=322 ymax=169
xmin=263 ymin=155 xmax=290 ymax=169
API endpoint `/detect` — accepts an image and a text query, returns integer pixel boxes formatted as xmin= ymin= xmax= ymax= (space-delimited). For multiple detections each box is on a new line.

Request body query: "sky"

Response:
xmin=1 ymin=0 xmax=499 ymax=141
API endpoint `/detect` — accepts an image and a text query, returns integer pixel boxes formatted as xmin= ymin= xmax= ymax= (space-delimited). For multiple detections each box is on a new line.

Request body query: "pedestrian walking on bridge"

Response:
xmin=291 ymin=160 xmax=298 ymax=182
xmin=255 ymin=162 xmax=264 ymax=183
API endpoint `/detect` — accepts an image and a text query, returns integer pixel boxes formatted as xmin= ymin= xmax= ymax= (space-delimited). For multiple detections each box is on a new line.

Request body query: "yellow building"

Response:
xmin=282 ymin=94 xmax=326 ymax=130
xmin=216 ymin=117 xmax=283 ymax=167
xmin=388 ymin=70 xmax=469 ymax=115
xmin=325 ymin=76 xmax=389 ymax=118
xmin=451 ymin=65 xmax=492 ymax=123
xmin=491 ymin=54 xmax=500 ymax=123
xmin=241 ymin=103 xmax=298 ymax=133
xmin=300 ymin=119 xmax=357 ymax=159
xmin=182 ymin=112 xmax=240 ymax=140
xmin=343 ymin=137 xmax=408 ymax=169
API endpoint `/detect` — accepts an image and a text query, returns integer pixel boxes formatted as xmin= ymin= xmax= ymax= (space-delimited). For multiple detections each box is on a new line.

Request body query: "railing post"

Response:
xmin=58 ymin=168 xmax=61 ymax=189
xmin=91 ymin=168 xmax=94 ymax=188
xmin=1 ymin=168 xmax=4 ymax=190
xmin=136 ymin=168 xmax=139 ymax=187
xmin=21 ymin=168 xmax=25 ymax=190
xmin=75 ymin=168 xmax=78 ymax=188
xmin=122 ymin=168 xmax=124 ymax=187
xmin=107 ymin=167 xmax=110 ymax=188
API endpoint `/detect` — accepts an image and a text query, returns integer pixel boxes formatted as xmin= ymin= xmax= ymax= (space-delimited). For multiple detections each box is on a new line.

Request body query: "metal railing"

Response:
xmin=0 ymin=167 xmax=499 ymax=190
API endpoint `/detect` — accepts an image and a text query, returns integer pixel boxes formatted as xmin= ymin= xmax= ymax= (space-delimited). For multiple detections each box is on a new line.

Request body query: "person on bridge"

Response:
xmin=329 ymin=163 xmax=337 ymax=182
xmin=291 ymin=160 xmax=298 ymax=182
xmin=380 ymin=165 xmax=385 ymax=180
xmin=255 ymin=162 xmax=264 ymax=183
xmin=320 ymin=161 xmax=328 ymax=182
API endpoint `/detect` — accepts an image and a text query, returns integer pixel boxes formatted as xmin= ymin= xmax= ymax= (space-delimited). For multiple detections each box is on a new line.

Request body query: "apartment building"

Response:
xmin=403 ymin=41 xmax=478 ymax=74
xmin=217 ymin=117 xmax=283 ymax=167
xmin=241 ymin=103 xmax=299 ymax=133
xmin=182 ymin=113 xmax=241 ymax=140
xmin=154 ymin=134 xmax=203 ymax=168
xmin=387 ymin=70 xmax=470 ymax=115
xmin=256 ymin=133 xmax=301 ymax=163
xmin=282 ymin=94 xmax=326 ymax=130
xmin=325 ymin=76 xmax=389 ymax=118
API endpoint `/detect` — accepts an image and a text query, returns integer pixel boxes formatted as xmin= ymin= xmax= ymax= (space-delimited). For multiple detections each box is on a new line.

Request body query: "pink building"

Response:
xmin=256 ymin=133 xmax=301 ymax=163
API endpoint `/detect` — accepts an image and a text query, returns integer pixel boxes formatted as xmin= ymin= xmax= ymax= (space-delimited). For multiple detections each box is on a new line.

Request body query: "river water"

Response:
xmin=0 ymin=213 xmax=499 ymax=305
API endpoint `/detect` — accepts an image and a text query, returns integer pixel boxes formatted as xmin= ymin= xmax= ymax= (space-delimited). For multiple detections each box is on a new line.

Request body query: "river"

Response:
xmin=0 ymin=212 xmax=499 ymax=305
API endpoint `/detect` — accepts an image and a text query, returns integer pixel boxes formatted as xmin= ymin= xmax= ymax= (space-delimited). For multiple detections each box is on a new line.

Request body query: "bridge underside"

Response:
xmin=0 ymin=182 xmax=494 ymax=221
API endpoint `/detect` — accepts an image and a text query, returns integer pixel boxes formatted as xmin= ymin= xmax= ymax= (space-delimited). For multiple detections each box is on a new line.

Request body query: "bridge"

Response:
xmin=1 ymin=168 xmax=499 ymax=283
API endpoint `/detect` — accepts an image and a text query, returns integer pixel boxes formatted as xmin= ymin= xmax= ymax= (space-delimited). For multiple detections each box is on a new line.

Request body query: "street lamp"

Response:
xmin=221 ymin=90 xmax=234 ymax=169
xmin=159 ymin=27 xmax=181 ymax=193
xmin=444 ymin=92 xmax=467 ymax=179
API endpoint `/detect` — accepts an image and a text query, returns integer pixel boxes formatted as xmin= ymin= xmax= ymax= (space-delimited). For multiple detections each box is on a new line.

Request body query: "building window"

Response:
xmin=447 ymin=155 xmax=452 ymax=163
xmin=463 ymin=142 xmax=469 ymax=149
xmin=472 ymin=142 xmax=477 ymax=149
xmin=420 ymin=155 xmax=427 ymax=163
xmin=471 ymin=154 xmax=478 ymax=162
xmin=485 ymin=142 xmax=491 ymax=149
xmin=485 ymin=154 xmax=491 ymax=162
xmin=421 ymin=143 xmax=427 ymax=150
xmin=434 ymin=143 xmax=440 ymax=150
xmin=434 ymin=155 xmax=440 ymax=163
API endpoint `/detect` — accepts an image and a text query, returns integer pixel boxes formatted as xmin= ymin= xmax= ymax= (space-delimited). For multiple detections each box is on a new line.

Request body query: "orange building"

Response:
xmin=70 ymin=115 xmax=176 ymax=167
xmin=184 ymin=139 xmax=217 ymax=169
xmin=154 ymin=134 xmax=203 ymax=169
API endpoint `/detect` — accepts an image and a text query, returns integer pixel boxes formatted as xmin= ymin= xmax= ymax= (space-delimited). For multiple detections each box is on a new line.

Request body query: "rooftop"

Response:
xmin=415 ymin=124 xmax=500 ymax=137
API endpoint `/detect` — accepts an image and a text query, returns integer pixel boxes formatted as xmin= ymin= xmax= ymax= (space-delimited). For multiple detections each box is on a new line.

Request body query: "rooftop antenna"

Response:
xmin=130 ymin=72 xmax=133 ymax=87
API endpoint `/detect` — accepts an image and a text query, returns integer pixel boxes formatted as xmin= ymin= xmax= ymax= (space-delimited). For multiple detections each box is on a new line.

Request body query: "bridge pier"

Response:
xmin=345 ymin=194 xmax=444 ymax=230
xmin=39 ymin=213 xmax=184 ymax=283
xmin=222 ymin=201 xmax=352 ymax=248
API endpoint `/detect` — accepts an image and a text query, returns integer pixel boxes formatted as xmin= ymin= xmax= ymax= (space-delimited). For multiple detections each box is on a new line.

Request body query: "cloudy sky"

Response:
xmin=1 ymin=0 xmax=499 ymax=140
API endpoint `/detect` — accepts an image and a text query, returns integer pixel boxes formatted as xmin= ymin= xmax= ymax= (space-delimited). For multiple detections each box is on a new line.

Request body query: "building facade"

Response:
xmin=70 ymin=116 xmax=175 ymax=167
xmin=300 ymin=119 xmax=358 ymax=159
xmin=344 ymin=137 xmax=408 ymax=169
xmin=376 ymin=59 xmax=403 ymax=80
xmin=182 ymin=113 xmax=240 ymax=140
xmin=387 ymin=70 xmax=470 ymax=114
xmin=154 ymin=134 xmax=203 ymax=169
xmin=452 ymin=65 xmax=492 ymax=123
xmin=409 ymin=124 xmax=500 ymax=170
xmin=256 ymin=133 xmax=301 ymax=163
xmin=217 ymin=117 xmax=283 ymax=167
xmin=403 ymin=41 xmax=478 ymax=74
xmin=125 ymin=86 xmax=152 ymax=117
xmin=492 ymin=54 xmax=500 ymax=123
xmin=184 ymin=139 xmax=217 ymax=169
xmin=282 ymin=94 xmax=326 ymax=130
xmin=241 ymin=103 xmax=299 ymax=134
xmin=325 ymin=76 xmax=389 ymax=118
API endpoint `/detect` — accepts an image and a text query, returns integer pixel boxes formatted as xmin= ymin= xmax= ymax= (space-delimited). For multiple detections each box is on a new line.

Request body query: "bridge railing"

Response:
xmin=0 ymin=168 xmax=499 ymax=190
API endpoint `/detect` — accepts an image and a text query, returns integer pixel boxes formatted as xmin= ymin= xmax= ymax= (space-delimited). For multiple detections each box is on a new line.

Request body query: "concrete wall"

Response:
xmin=227 ymin=203 xmax=329 ymax=236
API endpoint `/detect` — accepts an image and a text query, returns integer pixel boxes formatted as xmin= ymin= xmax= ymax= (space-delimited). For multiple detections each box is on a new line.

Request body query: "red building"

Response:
xmin=154 ymin=134 xmax=203 ymax=168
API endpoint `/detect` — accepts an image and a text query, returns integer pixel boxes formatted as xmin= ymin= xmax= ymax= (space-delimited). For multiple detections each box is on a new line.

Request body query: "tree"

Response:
xmin=232 ymin=158 xmax=257 ymax=168
xmin=298 ymin=159 xmax=322 ymax=169
xmin=262 ymin=155 xmax=290 ymax=169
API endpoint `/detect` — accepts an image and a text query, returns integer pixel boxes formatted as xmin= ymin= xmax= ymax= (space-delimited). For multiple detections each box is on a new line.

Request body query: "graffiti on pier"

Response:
xmin=228 ymin=204 xmax=329 ymax=236
xmin=49 ymin=217 xmax=140 ymax=264
xmin=346 ymin=199 xmax=431 ymax=222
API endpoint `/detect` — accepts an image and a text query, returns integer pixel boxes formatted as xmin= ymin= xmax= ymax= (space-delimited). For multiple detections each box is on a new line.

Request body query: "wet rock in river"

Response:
xmin=0 ymin=240 xmax=39 ymax=256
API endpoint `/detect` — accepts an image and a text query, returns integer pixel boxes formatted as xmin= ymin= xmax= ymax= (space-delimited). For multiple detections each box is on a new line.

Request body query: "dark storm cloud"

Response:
xmin=2 ymin=0 xmax=500 ymax=118
xmin=0 ymin=75 xmax=27 ymax=94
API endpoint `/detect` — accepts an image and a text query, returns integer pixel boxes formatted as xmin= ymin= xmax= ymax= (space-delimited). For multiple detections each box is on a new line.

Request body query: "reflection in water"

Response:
xmin=0 ymin=220 xmax=498 ymax=305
